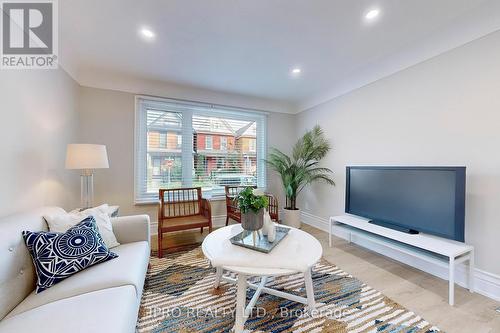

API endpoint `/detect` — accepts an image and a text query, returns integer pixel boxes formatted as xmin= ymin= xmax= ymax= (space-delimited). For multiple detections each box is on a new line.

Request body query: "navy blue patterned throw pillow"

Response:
xmin=23 ymin=216 xmax=118 ymax=293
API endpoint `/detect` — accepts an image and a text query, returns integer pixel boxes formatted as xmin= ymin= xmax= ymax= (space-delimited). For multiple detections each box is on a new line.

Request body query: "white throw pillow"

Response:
xmin=44 ymin=204 xmax=120 ymax=248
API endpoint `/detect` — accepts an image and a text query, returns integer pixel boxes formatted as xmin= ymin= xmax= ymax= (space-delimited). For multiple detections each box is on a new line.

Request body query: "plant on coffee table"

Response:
xmin=237 ymin=187 xmax=269 ymax=213
xmin=237 ymin=187 xmax=269 ymax=231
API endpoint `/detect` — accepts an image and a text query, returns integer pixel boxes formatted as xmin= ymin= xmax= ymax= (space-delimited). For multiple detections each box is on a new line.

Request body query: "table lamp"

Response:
xmin=65 ymin=144 xmax=109 ymax=209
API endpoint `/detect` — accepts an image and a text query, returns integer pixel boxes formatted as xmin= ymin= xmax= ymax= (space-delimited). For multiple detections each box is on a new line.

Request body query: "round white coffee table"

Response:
xmin=202 ymin=225 xmax=322 ymax=333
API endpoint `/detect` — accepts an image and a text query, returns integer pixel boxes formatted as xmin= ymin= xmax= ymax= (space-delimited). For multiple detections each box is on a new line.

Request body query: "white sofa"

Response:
xmin=0 ymin=207 xmax=150 ymax=333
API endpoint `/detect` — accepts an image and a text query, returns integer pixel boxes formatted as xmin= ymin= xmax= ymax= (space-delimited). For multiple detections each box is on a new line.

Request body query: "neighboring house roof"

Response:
xmin=147 ymin=110 xmax=182 ymax=129
xmin=146 ymin=110 xmax=257 ymax=138
xmin=193 ymin=116 xmax=256 ymax=138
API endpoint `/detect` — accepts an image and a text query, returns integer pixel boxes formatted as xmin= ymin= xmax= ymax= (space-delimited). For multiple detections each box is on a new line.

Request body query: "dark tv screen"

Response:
xmin=345 ymin=167 xmax=466 ymax=241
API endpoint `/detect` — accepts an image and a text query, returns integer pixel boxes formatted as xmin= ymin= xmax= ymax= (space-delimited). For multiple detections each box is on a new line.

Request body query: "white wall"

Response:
xmin=77 ymin=86 xmax=295 ymax=222
xmin=296 ymin=31 xmax=500 ymax=276
xmin=77 ymin=69 xmax=295 ymax=114
xmin=0 ymin=69 xmax=80 ymax=216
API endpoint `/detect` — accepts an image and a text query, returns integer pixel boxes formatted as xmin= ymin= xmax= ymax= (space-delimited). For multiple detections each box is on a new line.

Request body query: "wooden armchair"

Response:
xmin=225 ymin=185 xmax=279 ymax=225
xmin=157 ymin=187 xmax=212 ymax=258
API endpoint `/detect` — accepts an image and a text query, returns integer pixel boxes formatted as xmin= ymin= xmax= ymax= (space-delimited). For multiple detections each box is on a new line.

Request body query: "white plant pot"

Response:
xmin=282 ymin=208 xmax=301 ymax=228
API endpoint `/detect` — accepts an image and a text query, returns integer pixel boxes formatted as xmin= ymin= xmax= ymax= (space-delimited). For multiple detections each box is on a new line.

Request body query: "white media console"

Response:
xmin=329 ymin=214 xmax=474 ymax=306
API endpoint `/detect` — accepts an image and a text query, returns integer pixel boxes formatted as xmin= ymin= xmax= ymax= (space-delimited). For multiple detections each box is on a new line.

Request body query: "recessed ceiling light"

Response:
xmin=365 ymin=9 xmax=380 ymax=20
xmin=139 ymin=27 xmax=155 ymax=40
xmin=291 ymin=68 xmax=301 ymax=75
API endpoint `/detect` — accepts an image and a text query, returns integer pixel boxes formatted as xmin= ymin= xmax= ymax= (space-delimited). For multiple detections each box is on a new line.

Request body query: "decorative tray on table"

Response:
xmin=229 ymin=226 xmax=290 ymax=253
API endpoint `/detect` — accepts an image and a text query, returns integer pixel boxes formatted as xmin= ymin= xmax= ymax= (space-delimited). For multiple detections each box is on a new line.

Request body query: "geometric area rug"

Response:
xmin=136 ymin=247 xmax=441 ymax=333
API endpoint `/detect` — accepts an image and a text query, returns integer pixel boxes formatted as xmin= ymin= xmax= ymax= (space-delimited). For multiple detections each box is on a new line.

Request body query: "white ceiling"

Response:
xmin=60 ymin=0 xmax=500 ymax=113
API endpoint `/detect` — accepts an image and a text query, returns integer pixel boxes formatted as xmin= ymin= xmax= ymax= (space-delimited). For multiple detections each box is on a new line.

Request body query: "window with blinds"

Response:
xmin=135 ymin=97 xmax=267 ymax=203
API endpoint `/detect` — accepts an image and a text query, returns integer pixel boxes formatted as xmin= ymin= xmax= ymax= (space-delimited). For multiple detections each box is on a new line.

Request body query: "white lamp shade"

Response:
xmin=65 ymin=144 xmax=109 ymax=170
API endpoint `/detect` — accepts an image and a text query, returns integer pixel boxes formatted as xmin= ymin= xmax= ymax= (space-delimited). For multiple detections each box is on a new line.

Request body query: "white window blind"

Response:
xmin=135 ymin=96 xmax=267 ymax=203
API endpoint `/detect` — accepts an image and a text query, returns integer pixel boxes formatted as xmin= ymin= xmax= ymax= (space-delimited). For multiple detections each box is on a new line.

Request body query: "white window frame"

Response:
xmin=220 ymin=136 xmax=228 ymax=151
xmin=205 ymin=135 xmax=213 ymax=150
xmin=159 ymin=132 xmax=167 ymax=148
xmin=249 ymin=138 xmax=256 ymax=152
xmin=152 ymin=158 xmax=161 ymax=176
xmin=177 ymin=134 xmax=182 ymax=148
xmin=134 ymin=95 xmax=268 ymax=204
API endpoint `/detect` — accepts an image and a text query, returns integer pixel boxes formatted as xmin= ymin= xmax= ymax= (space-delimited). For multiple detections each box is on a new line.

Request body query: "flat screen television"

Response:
xmin=345 ymin=166 xmax=466 ymax=242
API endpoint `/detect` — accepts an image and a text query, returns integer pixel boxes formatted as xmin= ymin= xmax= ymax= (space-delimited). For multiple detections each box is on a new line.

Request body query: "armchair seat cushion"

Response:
xmin=160 ymin=215 xmax=210 ymax=231
xmin=227 ymin=211 xmax=241 ymax=220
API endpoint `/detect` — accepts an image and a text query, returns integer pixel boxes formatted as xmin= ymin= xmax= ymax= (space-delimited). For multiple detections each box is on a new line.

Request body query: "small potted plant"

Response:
xmin=237 ymin=187 xmax=269 ymax=231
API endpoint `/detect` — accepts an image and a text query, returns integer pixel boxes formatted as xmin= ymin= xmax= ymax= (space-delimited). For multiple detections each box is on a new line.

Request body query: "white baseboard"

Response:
xmin=150 ymin=214 xmax=227 ymax=235
xmin=300 ymin=211 xmax=500 ymax=302
xmin=301 ymin=211 xmax=330 ymax=231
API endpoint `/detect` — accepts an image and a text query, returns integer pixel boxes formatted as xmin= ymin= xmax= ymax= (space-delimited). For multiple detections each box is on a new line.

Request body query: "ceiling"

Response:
xmin=59 ymin=0 xmax=500 ymax=112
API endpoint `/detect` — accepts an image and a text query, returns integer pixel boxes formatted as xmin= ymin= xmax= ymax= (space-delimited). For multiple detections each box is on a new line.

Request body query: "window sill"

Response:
xmin=134 ymin=195 xmax=226 ymax=206
xmin=134 ymin=201 xmax=159 ymax=206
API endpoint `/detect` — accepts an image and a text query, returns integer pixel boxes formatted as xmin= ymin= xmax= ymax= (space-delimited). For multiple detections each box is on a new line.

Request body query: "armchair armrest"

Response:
xmin=111 ymin=214 xmax=151 ymax=246
xmin=201 ymin=198 xmax=212 ymax=222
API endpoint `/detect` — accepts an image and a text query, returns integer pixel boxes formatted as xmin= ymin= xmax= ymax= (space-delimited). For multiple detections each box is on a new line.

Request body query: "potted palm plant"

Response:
xmin=266 ymin=125 xmax=334 ymax=228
